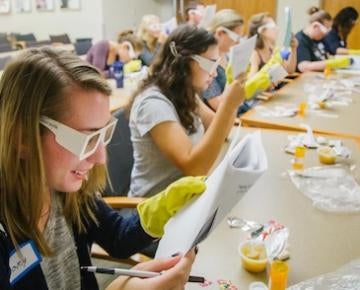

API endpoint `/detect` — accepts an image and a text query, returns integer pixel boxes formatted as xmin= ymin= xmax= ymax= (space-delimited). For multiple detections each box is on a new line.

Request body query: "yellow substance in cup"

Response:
xmin=240 ymin=242 xmax=267 ymax=273
xmin=318 ymin=146 xmax=336 ymax=165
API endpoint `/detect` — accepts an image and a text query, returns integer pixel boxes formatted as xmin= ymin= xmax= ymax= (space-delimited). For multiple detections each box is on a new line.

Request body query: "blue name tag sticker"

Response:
xmin=9 ymin=241 xmax=42 ymax=286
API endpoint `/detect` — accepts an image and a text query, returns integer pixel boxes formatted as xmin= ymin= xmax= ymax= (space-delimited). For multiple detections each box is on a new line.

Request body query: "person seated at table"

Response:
xmin=248 ymin=12 xmax=298 ymax=78
xmin=184 ymin=0 xmax=205 ymax=26
xmin=200 ymin=9 xmax=245 ymax=111
xmin=295 ymin=7 xmax=352 ymax=72
xmin=137 ymin=14 xmax=167 ymax=66
xmin=322 ymin=6 xmax=359 ymax=55
xmin=128 ymin=25 xmax=246 ymax=197
xmin=200 ymin=9 xmax=275 ymax=114
xmin=86 ymin=30 xmax=143 ymax=77
xmin=0 ymin=47 xmax=206 ymax=290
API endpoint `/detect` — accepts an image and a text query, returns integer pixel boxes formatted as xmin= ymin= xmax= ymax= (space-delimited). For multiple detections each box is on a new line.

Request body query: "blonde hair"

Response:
xmin=308 ymin=6 xmax=332 ymax=24
xmin=207 ymin=9 xmax=244 ymax=32
xmin=137 ymin=14 xmax=160 ymax=51
xmin=248 ymin=12 xmax=271 ymax=49
xmin=118 ymin=29 xmax=144 ymax=52
xmin=0 ymin=47 xmax=111 ymax=255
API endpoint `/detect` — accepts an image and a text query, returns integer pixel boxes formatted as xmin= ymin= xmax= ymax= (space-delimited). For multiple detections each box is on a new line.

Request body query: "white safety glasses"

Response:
xmin=149 ymin=23 xmax=162 ymax=33
xmin=221 ymin=26 xmax=242 ymax=43
xmin=317 ymin=22 xmax=330 ymax=34
xmin=191 ymin=54 xmax=221 ymax=75
xmin=40 ymin=116 xmax=118 ymax=161
xmin=257 ymin=21 xmax=277 ymax=33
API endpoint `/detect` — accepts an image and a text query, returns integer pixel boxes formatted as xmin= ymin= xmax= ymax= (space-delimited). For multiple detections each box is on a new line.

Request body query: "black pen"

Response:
xmin=81 ymin=266 xmax=205 ymax=283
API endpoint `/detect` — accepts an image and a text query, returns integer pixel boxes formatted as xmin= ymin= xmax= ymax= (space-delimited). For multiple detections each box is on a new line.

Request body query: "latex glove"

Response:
xmin=124 ymin=59 xmax=142 ymax=74
xmin=137 ymin=176 xmax=206 ymax=237
xmin=225 ymin=64 xmax=234 ymax=85
xmin=244 ymin=70 xmax=271 ymax=100
xmin=348 ymin=49 xmax=360 ymax=55
xmin=325 ymin=57 xmax=351 ymax=69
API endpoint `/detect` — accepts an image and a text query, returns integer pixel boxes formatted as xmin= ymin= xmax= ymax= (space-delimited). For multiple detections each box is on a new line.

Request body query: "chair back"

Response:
xmin=16 ymin=33 xmax=36 ymax=42
xmin=50 ymin=34 xmax=71 ymax=44
xmin=74 ymin=40 xmax=92 ymax=55
xmin=104 ymin=108 xmax=134 ymax=196
xmin=0 ymin=43 xmax=13 ymax=53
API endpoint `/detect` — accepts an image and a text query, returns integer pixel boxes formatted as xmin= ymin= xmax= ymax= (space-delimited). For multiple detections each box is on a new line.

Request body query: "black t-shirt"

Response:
xmin=295 ymin=30 xmax=328 ymax=71
xmin=322 ymin=28 xmax=346 ymax=55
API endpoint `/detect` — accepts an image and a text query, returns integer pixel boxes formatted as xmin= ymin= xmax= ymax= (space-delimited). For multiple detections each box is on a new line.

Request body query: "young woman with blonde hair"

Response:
xmin=0 ymin=47 xmax=205 ymax=290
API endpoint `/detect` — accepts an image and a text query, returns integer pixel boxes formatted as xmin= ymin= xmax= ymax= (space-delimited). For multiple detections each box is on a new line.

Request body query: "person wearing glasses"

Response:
xmin=86 ymin=30 xmax=143 ymax=77
xmin=295 ymin=7 xmax=352 ymax=72
xmin=248 ymin=12 xmax=298 ymax=78
xmin=0 ymin=47 xmax=206 ymax=290
xmin=128 ymin=25 xmax=246 ymax=197
xmin=322 ymin=6 xmax=359 ymax=55
xmin=200 ymin=9 xmax=245 ymax=111
xmin=137 ymin=14 xmax=168 ymax=66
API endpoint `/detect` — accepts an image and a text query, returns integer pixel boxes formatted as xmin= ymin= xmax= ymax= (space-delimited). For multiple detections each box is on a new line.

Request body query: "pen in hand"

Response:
xmin=81 ymin=266 xmax=205 ymax=283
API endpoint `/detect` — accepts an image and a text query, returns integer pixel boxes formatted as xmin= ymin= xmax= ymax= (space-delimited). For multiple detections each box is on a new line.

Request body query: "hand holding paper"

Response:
xmin=156 ymin=131 xmax=268 ymax=258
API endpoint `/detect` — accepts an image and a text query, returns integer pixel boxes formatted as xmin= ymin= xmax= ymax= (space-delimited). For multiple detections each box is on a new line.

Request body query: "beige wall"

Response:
xmin=276 ymin=0 xmax=321 ymax=34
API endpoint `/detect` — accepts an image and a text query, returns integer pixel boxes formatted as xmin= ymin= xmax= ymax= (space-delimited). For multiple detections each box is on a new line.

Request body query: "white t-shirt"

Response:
xmin=129 ymin=86 xmax=204 ymax=197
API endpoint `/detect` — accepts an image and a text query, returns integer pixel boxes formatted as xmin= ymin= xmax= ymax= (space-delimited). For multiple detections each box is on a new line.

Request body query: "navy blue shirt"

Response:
xmin=322 ymin=28 xmax=346 ymax=55
xmin=295 ymin=30 xmax=328 ymax=71
xmin=0 ymin=198 xmax=154 ymax=290
xmin=201 ymin=65 xmax=226 ymax=105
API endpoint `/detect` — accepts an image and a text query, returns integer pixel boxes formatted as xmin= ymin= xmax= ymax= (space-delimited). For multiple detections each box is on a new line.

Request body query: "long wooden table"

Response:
xmin=241 ymin=72 xmax=360 ymax=145
xmin=186 ymin=128 xmax=360 ymax=289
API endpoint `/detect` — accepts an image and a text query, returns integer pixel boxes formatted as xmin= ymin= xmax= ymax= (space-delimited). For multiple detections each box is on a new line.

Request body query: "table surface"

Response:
xmin=186 ymin=128 xmax=360 ymax=290
xmin=240 ymin=72 xmax=360 ymax=142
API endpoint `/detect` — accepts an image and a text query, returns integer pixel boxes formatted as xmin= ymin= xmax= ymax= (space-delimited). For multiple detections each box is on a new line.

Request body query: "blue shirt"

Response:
xmin=202 ymin=66 xmax=226 ymax=104
xmin=322 ymin=28 xmax=346 ymax=55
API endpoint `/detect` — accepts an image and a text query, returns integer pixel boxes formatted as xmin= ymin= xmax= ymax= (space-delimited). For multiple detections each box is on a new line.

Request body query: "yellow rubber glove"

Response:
xmin=325 ymin=57 xmax=351 ymax=69
xmin=124 ymin=59 xmax=142 ymax=74
xmin=225 ymin=64 xmax=234 ymax=85
xmin=137 ymin=176 xmax=206 ymax=238
xmin=348 ymin=49 xmax=360 ymax=55
xmin=259 ymin=48 xmax=283 ymax=73
xmin=244 ymin=71 xmax=271 ymax=100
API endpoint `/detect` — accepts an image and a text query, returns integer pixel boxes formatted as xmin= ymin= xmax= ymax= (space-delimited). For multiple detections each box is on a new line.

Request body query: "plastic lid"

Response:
xmin=249 ymin=281 xmax=268 ymax=290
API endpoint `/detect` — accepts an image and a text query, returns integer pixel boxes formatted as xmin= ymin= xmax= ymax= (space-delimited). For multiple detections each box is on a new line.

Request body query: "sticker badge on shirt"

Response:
xmin=9 ymin=240 xmax=42 ymax=286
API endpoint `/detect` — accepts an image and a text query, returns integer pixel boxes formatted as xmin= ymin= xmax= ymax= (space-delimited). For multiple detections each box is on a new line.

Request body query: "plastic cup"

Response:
xmin=239 ymin=240 xmax=268 ymax=273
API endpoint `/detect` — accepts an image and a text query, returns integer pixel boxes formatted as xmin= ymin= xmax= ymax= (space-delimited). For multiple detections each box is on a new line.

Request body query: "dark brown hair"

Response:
xmin=333 ymin=6 xmax=358 ymax=42
xmin=132 ymin=25 xmax=217 ymax=133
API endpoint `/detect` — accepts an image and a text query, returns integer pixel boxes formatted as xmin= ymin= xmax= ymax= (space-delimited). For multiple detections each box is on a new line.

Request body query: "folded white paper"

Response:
xmin=155 ymin=131 xmax=268 ymax=258
xmin=268 ymin=63 xmax=288 ymax=83
xmin=161 ymin=17 xmax=177 ymax=35
xmin=228 ymin=35 xmax=257 ymax=80
xmin=283 ymin=7 xmax=293 ymax=48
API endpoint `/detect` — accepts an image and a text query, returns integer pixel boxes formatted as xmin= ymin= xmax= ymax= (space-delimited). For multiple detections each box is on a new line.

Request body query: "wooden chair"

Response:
xmin=49 ymin=34 xmax=71 ymax=44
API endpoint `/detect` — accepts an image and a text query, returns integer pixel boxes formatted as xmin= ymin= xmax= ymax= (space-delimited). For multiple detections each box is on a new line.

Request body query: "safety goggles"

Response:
xmin=257 ymin=21 xmax=277 ymax=33
xmin=317 ymin=22 xmax=330 ymax=34
xmin=221 ymin=26 xmax=242 ymax=43
xmin=191 ymin=55 xmax=221 ymax=75
xmin=40 ymin=116 xmax=118 ymax=161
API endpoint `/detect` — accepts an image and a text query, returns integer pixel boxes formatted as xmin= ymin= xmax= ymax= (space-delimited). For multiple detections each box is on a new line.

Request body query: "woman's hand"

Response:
xmin=290 ymin=35 xmax=298 ymax=51
xmin=223 ymin=72 xmax=246 ymax=108
xmin=106 ymin=249 xmax=196 ymax=290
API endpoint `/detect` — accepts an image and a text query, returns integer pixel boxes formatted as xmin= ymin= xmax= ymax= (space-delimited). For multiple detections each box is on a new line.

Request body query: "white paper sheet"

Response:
xmin=155 ymin=131 xmax=268 ymax=258
xmin=198 ymin=5 xmax=216 ymax=28
xmin=228 ymin=35 xmax=257 ymax=79
xmin=268 ymin=63 xmax=288 ymax=83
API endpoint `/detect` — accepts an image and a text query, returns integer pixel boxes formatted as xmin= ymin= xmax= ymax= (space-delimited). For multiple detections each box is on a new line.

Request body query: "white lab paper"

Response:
xmin=228 ymin=35 xmax=257 ymax=79
xmin=198 ymin=5 xmax=216 ymax=28
xmin=268 ymin=63 xmax=288 ymax=83
xmin=283 ymin=7 xmax=293 ymax=48
xmin=155 ymin=131 xmax=268 ymax=258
